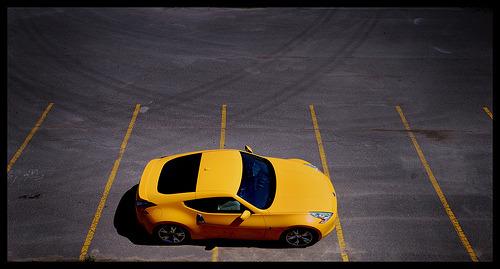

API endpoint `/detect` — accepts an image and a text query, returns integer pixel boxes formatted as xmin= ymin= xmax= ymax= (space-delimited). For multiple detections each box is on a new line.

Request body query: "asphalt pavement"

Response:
xmin=7 ymin=7 xmax=492 ymax=261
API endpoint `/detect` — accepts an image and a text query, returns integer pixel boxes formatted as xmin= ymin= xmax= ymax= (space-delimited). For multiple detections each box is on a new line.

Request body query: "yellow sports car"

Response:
xmin=136 ymin=147 xmax=337 ymax=247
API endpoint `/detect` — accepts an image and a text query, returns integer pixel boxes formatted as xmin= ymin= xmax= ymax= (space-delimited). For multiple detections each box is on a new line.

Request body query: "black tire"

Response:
xmin=280 ymin=227 xmax=318 ymax=248
xmin=155 ymin=224 xmax=190 ymax=245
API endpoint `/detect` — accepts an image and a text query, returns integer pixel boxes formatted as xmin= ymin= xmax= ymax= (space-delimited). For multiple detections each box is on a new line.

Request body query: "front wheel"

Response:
xmin=155 ymin=224 xmax=190 ymax=245
xmin=281 ymin=227 xmax=317 ymax=248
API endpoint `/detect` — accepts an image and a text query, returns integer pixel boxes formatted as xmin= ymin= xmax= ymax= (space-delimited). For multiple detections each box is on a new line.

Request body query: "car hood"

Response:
xmin=266 ymin=158 xmax=336 ymax=213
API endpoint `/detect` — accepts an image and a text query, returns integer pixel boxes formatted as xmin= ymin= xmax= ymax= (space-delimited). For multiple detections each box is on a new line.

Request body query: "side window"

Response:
xmin=184 ymin=197 xmax=248 ymax=213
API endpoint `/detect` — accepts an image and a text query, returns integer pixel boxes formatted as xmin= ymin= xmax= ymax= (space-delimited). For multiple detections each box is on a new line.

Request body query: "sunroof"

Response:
xmin=157 ymin=153 xmax=202 ymax=194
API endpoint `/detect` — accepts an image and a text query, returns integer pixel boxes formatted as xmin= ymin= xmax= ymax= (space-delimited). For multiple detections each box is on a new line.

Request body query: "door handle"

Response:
xmin=196 ymin=213 xmax=205 ymax=224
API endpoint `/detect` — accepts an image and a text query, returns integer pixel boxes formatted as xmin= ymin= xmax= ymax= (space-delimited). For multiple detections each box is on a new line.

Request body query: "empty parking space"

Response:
xmin=310 ymin=104 xmax=491 ymax=261
xmin=8 ymin=8 xmax=492 ymax=262
xmin=79 ymin=104 xmax=140 ymax=260
xmin=7 ymin=104 xmax=147 ymax=261
xmin=396 ymin=105 xmax=477 ymax=261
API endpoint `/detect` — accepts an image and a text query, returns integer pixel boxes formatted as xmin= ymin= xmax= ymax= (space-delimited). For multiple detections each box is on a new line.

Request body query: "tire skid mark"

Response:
xmin=233 ymin=11 xmax=381 ymax=122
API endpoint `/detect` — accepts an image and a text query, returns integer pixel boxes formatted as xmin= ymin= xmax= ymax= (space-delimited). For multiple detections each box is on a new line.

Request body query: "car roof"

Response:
xmin=195 ymin=149 xmax=243 ymax=196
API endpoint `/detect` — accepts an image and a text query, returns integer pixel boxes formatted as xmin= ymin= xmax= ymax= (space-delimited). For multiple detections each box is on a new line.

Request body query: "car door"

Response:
xmin=184 ymin=197 xmax=266 ymax=240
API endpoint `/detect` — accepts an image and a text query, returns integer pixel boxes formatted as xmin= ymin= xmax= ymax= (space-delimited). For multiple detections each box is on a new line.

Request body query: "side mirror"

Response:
xmin=244 ymin=145 xmax=253 ymax=154
xmin=239 ymin=210 xmax=251 ymax=221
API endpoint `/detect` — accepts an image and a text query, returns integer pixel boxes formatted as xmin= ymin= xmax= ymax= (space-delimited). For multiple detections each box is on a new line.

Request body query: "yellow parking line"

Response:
xmin=7 ymin=103 xmax=54 ymax=173
xmin=395 ymin=106 xmax=478 ymax=262
xmin=212 ymin=246 xmax=219 ymax=262
xmin=211 ymin=105 xmax=227 ymax=262
xmin=309 ymin=105 xmax=349 ymax=262
xmin=483 ymin=107 xmax=493 ymax=119
xmin=220 ymin=105 xmax=227 ymax=150
xmin=309 ymin=105 xmax=330 ymax=178
xmin=79 ymin=104 xmax=141 ymax=261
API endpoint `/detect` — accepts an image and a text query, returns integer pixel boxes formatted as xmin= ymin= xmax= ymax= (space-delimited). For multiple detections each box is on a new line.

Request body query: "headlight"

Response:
xmin=309 ymin=212 xmax=333 ymax=224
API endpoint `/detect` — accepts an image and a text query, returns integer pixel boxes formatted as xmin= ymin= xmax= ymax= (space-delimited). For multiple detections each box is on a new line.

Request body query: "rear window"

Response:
xmin=157 ymin=153 xmax=202 ymax=194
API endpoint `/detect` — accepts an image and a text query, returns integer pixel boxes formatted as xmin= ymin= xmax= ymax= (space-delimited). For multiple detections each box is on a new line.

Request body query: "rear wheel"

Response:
xmin=281 ymin=227 xmax=317 ymax=248
xmin=155 ymin=224 xmax=190 ymax=245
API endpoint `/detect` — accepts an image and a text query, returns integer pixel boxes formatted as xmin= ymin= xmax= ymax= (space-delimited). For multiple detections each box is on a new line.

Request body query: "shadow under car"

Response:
xmin=113 ymin=184 xmax=287 ymax=249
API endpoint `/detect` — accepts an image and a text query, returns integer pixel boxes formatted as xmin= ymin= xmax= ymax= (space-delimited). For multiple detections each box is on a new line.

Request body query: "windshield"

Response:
xmin=237 ymin=152 xmax=276 ymax=209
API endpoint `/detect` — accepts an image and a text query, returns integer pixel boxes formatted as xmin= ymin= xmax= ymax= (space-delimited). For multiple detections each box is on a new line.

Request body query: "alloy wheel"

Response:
xmin=157 ymin=224 xmax=187 ymax=244
xmin=284 ymin=228 xmax=314 ymax=247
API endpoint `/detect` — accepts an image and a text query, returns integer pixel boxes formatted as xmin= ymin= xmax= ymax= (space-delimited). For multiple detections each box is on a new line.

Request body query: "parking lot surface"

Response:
xmin=7 ymin=7 xmax=492 ymax=261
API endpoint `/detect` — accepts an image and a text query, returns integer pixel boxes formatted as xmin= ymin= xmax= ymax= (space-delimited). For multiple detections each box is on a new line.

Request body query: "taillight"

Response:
xmin=136 ymin=200 xmax=157 ymax=214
